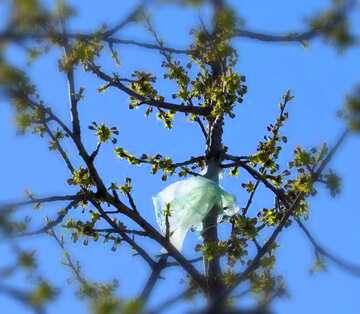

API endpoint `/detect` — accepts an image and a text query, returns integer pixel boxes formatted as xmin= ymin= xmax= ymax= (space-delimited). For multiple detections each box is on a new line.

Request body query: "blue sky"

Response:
xmin=1 ymin=0 xmax=360 ymax=313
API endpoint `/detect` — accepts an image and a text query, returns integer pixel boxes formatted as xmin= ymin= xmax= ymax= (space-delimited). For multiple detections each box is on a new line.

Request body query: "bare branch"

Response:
xmin=92 ymin=228 xmax=148 ymax=237
xmin=125 ymin=191 xmax=138 ymax=213
xmin=234 ymin=29 xmax=318 ymax=44
xmin=119 ymin=230 xmax=156 ymax=269
xmin=43 ymin=123 xmax=75 ymax=173
xmin=27 ymin=99 xmax=74 ymax=138
xmin=0 ymin=30 xmax=191 ymax=54
xmin=140 ymin=255 xmax=168 ymax=304
xmin=234 ymin=0 xmax=355 ymax=44
xmin=89 ymin=142 xmax=101 ymax=162
xmin=147 ymin=288 xmax=194 ymax=314
xmin=296 ymin=219 xmax=360 ymax=277
xmin=0 ymin=194 xmax=81 ymax=210
xmin=101 ymin=2 xmax=147 ymax=39
xmin=60 ymin=22 xmax=81 ymax=141
xmin=243 ymin=180 xmax=260 ymax=216
xmin=17 ymin=200 xmax=77 ymax=237
xmin=193 ymin=117 xmax=208 ymax=141
xmin=107 ymin=37 xmax=190 ymax=54
xmin=166 ymin=256 xmax=203 ymax=268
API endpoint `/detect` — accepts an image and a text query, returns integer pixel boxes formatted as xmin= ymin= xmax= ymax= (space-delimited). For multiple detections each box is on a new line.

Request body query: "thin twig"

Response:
xmin=43 ymin=123 xmax=75 ymax=173
xmin=243 ymin=180 xmax=260 ymax=216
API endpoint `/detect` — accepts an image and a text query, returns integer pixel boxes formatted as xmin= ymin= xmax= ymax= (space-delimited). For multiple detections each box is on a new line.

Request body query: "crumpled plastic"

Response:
xmin=153 ymin=176 xmax=239 ymax=251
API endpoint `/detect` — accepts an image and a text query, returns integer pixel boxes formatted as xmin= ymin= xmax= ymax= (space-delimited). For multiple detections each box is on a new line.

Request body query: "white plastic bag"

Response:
xmin=153 ymin=176 xmax=239 ymax=251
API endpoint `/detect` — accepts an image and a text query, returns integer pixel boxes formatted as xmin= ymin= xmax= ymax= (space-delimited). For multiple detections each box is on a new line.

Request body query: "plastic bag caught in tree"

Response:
xmin=153 ymin=176 xmax=239 ymax=251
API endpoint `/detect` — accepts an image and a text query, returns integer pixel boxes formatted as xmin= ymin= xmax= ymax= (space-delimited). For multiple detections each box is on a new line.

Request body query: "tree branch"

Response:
xmin=60 ymin=22 xmax=81 ymax=141
xmin=234 ymin=0 xmax=355 ymax=44
xmin=208 ymin=128 xmax=350 ymax=310
xmin=0 ymin=194 xmax=81 ymax=210
xmin=234 ymin=29 xmax=317 ymax=43
xmin=101 ymin=2 xmax=147 ymax=39
xmin=89 ymin=199 xmax=156 ymax=269
xmin=92 ymin=228 xmax=148 ymax=237
xmin=243 ymin=180 xmax=260 ymax=216
xmin=296 ymin=219 xmax=360 ymax=277
xmin=0 ymin=30 xmax=191 ymax=54
xmin=147 ymin=288 xmax=194 ymax=314
xmin=87 ymin=62 xmax=210 ymax=116
xmin=43 ymin=123 xmax=75 ymax=173
xmin=140 ymin=255 xmax=168 ymax=304
xmin=17 ymin=200 xmax=77 ymax=237
xmin=50 ymin=230 xmax=88 ymax=286
xmin=166 ymin=256 xmax=203 ymax=268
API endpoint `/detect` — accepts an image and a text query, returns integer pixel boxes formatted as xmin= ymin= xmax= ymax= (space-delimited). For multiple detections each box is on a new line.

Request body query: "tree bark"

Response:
xmin=202 ymin=0 xmax=227 ymax=311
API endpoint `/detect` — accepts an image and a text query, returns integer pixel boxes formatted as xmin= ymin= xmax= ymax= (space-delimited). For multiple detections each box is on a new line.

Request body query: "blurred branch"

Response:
xmin=26 ymin=98 xmax=74 ymax=140
xmin=296 ymin=219 xmax=360 ymax=277
xmin=50 ymin=230 xmax=87 ymax=286
xmin=234 ymin=0 xmax=355 ymax=43
xmin=92 ymin=228 xmax=148 ymax=237
xmin=0 ymin=284 xmax=45 ymax=314
xmin=17 ymin=200 xmax=78 ymax=237
xmin=0 ymin=194 xmax=81 ymax=210
xmin=105 ymin=37 xmax=190 ymax=54
xmin=148 ymin=288 xmax=194 ymax=314
xmin=101 ymin=1 xmax=147 ymax=39
xmin=0 ymin=30 xmax=190 ymax=54
xmin=234 ymin=28 xmax=318 ymax=43
xmin=166 ymin=256 xmax=203 ymax=267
